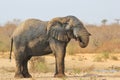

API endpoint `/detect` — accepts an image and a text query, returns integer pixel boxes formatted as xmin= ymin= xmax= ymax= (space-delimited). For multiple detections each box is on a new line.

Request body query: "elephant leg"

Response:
xmin=14 ymin=54 xmax=24 ymax=78
xmin=54 ymin=52 xmax=66 ymax=78
xmin=49 ymin=39 xmax=67 ymax=78
xmin=22 ymin=56 xmax=32 ymax=78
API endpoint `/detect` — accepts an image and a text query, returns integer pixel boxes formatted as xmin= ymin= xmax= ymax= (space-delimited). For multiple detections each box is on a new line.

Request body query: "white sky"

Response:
xmin=0 ymin=0 xmax=120 ymax=25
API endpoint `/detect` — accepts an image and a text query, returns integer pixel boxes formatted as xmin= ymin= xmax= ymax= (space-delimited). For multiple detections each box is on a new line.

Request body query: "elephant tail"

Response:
xmin=9 ymin=38 xmax=13 ymax=61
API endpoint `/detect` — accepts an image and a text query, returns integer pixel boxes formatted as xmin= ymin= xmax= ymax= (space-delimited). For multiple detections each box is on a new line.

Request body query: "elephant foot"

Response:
xmin=54 ymin=73 xmax=66 ymax=78
xmin=14 ymin=73 xmax=24 ymax=78
xmin=23 ymin=73 xmax=32 ymax=78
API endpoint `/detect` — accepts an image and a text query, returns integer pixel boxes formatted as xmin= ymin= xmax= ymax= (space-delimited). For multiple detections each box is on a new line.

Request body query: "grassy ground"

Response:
xmin=1 ymin=52 xmax=120 ymax=80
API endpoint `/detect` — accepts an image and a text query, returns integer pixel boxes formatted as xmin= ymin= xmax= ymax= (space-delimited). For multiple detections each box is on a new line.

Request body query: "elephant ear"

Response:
xmin=47 ymin=17 xmax=70 ymax=42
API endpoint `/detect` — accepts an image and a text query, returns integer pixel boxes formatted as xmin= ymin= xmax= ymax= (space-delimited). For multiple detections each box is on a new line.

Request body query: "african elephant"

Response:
xmin=9 ymin=15 xmax=91 ymax=78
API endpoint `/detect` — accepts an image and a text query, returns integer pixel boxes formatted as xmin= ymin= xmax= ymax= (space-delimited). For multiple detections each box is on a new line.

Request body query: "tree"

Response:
xmin=115 ymin=19 xmax=120 ymax=24
xmin=3 ymin=19 xmax=21 ymax=38
xmin=101 ymin=19 xmax=107 ymax=26
xmin=3 ymin=22 xmax=17 ymax=38
xmin=12 ymin=19 xmax=21 ymax=26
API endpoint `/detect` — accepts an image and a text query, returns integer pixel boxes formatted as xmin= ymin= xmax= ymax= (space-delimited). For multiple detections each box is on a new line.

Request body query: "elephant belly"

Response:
xmin=28 ymin=40 xmax=52 ymax=56
xmin=31 ymin=46 xmax=52 ymax=56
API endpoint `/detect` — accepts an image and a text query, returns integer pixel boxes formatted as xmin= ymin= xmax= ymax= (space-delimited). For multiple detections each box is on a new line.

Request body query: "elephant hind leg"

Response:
xmin=15 ymin=55 xmax=32 ymax=78
xmin=14 ymin=51 xmax=25 ymax=78
xmin=14 ymin=58 xmax=24 ymax=78
xmin=22 ymin=56 xmax=32 ymax=78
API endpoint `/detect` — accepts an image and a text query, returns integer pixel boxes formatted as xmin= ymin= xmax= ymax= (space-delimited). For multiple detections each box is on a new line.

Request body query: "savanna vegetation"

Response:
xmin=0 ymin=19 xmax=120 ymax=80
xmin=68 ymin=23 xmax=120 ymax=54
xmin=0 ymin=19 xmax=120 ymax=54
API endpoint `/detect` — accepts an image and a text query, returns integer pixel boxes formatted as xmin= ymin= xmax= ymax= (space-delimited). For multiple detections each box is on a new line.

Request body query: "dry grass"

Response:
xmin=1 ymin=53 xmax=120 ymax=80
xmin=86 ymin=24 xmax=120 ymax=53
xmin=110 ymin=55 xmax=118 ymax=60
xmin=0 ymin=21 xmax=120 ymax=54
xmin=93 ymin=52 xmax=119 ymax=62
xmin=29 ymin=56 xmax=50 ymax=73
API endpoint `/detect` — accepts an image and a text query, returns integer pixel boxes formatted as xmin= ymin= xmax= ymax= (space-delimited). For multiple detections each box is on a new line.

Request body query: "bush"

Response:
xmin=29 ymin=56 xmax=49 ymax=73
xmin=0 ymin=21 xmax=120 ymax=54
xmin=93 ymin=55 xmax=103 ymax=62
xmin=110 ymin=55 xmax=118 ymax=60
xmin=101 ymin=52 xmax=110 ymax=60
xmin=93 ymin=52 xmax=119 ymax=62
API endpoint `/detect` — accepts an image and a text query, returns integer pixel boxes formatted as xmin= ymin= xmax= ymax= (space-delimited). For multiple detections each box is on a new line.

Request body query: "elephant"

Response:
xmin=9 ymin=15 xmax=91 ymax=78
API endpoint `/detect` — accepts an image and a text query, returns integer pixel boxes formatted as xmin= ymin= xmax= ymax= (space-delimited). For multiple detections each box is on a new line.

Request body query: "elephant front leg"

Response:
xmin=54 ymin=52 xmax=66 ymax=78
xmin=49 ymin=39 xmax=67 ymax=78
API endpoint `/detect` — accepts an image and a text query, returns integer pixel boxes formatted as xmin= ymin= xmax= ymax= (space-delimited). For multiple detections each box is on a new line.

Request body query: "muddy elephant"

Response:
xmin=9 ymin=15 xmax=91 ymax=78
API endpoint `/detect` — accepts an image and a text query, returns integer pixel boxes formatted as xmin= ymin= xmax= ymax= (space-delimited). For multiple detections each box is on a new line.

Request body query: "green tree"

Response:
xmin=101 ymin=19 xmax=107 ymax=25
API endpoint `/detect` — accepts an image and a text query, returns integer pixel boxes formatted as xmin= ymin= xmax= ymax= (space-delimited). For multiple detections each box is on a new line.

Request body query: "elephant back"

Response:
xmin=12 ymin=19 xmax=48 ymax=44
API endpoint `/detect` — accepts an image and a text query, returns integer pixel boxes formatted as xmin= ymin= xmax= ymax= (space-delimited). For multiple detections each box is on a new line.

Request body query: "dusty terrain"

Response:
xmin=0 ymin=52 xmax=120 ymax=80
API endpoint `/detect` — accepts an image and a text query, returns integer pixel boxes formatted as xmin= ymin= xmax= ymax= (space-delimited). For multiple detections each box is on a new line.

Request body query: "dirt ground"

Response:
xmin=1 ymin=52 xmax=120 ymax=80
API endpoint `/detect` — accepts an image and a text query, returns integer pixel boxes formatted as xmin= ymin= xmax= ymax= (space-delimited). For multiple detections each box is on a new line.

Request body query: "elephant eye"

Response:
xmin=88 ymin=33 xmax=91 ymax=36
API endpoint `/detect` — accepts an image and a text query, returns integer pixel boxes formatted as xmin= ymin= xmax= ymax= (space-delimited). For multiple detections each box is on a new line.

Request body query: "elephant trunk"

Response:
xmin=74 ymin=28 xmax=90 ymax=48
xmin=77 ymin=36 xmax=89 ymax=48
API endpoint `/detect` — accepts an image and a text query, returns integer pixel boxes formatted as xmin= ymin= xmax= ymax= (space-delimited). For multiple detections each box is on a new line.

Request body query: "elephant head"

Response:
xmin=47 ymin=16 xmax=91 ymax=48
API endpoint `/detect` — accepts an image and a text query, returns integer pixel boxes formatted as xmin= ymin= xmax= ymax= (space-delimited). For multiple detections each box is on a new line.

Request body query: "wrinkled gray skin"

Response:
xmin=10 ymin=16 xmax=91 ymax=78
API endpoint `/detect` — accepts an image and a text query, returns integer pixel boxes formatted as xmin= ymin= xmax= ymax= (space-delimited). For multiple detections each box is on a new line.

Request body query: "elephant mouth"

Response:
xmin=76 ymin=37 xmax=82 ymax=42
xmin=76 ymin=37 xmax=88 ymax=48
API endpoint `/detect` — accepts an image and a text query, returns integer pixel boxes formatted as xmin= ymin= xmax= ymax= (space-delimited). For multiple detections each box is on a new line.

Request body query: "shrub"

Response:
xmin=93 ymin=52 xmax=119 ymax=62
xmin=29 ymin=56 xmax=49 ymax=73
xmin=93 ymin=52 xmax=110 ymax=62
xmin=101 ymin=52 xmax=110 ymax=60
xmin=93 ymin=55 xmax=103 ymax=62
xmin=0 ymin=21 xmax=120 ymax=53
xmin=110 ymin=55 xmax=118 ymax=60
